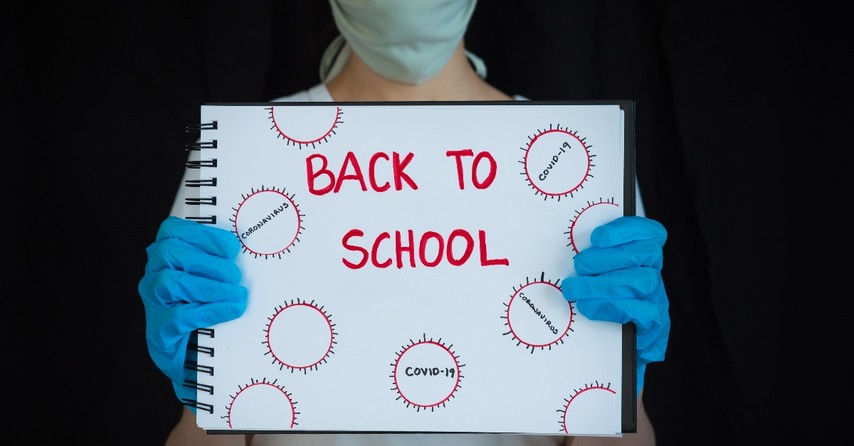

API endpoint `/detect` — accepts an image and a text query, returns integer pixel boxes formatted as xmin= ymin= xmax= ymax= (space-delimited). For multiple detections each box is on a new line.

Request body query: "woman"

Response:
xmin=140 ymin=1 xmax=668 ymax=445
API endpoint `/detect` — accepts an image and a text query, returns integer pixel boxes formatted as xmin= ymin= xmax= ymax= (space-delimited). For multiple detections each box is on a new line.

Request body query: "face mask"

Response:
xmin=323 ymin=0 xmax=480 ymax=85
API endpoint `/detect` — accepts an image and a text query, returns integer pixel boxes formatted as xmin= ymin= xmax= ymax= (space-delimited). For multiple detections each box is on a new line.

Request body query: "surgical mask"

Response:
xmin=321 ymin=0 xmax=485 ymax=85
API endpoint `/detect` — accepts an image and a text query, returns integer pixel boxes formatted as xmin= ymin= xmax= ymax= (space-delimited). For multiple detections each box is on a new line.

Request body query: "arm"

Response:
xmin=139 ymin=217 xmax=249 ymax=438
xmin=166 ymin=407 xmax=252 ymax=446
xmin=561 ymin=216 xmax=670 ymax=446
xmin=564 ymin=390 xmax=655 ymax=446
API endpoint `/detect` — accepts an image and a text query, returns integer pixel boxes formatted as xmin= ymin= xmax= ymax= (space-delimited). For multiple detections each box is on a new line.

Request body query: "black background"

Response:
xmin=4 ymin=1 xmax=841 ymax=444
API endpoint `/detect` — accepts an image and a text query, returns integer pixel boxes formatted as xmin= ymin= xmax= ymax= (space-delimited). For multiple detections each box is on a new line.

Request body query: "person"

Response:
xmin=138 ymin=1 xmax=670 ymax=445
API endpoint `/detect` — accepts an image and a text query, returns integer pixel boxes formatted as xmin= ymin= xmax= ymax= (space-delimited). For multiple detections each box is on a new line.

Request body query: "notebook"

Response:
xmin=182 ymin=101 xmax=635 ymax=436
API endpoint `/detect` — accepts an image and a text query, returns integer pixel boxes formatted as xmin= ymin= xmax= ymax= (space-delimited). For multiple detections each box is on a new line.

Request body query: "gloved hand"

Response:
xmin=562 ymin=215 xmax=670 ymax=397
xmin=138 ymin=216 xmax=248 ymax=408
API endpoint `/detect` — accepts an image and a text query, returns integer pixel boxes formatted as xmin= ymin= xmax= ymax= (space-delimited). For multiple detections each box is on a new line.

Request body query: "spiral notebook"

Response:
xmin=182 ymin=101 xmax=636 ymax=436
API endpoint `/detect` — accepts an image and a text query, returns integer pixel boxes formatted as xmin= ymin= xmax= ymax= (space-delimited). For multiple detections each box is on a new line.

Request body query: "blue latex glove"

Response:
xmin=138 ymin=216 xmax=248 ymax=408
xmin=562 ymin=215 xmax=670 ymax=397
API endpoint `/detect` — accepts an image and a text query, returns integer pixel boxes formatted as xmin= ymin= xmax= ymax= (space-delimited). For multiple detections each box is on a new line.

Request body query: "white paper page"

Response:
xmin=189 ymin=102 xmax=631 ymax=436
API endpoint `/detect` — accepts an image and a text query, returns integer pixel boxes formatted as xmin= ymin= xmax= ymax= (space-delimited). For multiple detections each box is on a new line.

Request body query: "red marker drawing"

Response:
xmin=263 ymin=298 xmax=337 ymax=373
xmin=225 ymin=377 xmax=299 ymax=430
xmin=502 ymin=272 xmax=575 ymax=353
xmin=390 ymin=334 xmax=464 ymax=412
xmin=232 ymin=185 xmax=305 ymax=259
xmin=520 ymin=124 xmax=594 ymax=201
xmin=267 ymin=105 xmax=343 ymax=149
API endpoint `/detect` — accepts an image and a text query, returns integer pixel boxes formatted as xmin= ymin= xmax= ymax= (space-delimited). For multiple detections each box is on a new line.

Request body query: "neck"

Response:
xmin=326 ymin=42 xmax=512 ymax=102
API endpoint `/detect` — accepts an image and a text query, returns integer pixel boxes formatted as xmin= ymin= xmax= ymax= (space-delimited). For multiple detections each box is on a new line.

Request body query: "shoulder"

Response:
xmin=272 ymin=84 xmax=332 ymax=102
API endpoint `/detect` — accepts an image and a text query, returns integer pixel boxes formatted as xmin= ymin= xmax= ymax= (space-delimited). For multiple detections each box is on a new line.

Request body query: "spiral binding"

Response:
xmin=185 ymin=140 xmax=218 ymax=150
xmin=185 ymin=197 xmax=217 ymax=206
xmin=183 ymin=121 xmax=219 ymax=414
xmin=184 ymin=178 xmax=218 ymax=188
xmin=186 ymin=159 xmax=217 ymax=169
xmin=186 ymin=121 xmax=218 ymax=132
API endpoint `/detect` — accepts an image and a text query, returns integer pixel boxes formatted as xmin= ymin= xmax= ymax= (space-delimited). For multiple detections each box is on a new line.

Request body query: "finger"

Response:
xmin=145 ymin=237 xmax=242 ymax=283
xmin=139 ymin=270 xmax=248 ymax=306
xmin=574 ymin=297 xmax=661 ymax=326
xmin=155 ymin=216 xmax=240 ymax=258
xmin=637 ymin=320 xmax=670 ymax=363
xmin=574 ymin=239 xmax=664 ymax=275
xmin=144 ymin=328 xmax=191 ymax=381
xmin=170 ymin=300 xmax=248 ymax=332
xmin=562 ymin=267 xmax=662 ymax=302
xmin=591 ymin=216 xmax=666 ymax=248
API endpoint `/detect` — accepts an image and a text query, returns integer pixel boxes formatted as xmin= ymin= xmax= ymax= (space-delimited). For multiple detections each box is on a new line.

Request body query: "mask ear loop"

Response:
xmin=320 ymin=35 xmax=350 ymax=83
xmin=465 ymin=50 xmax=487 ymax=80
